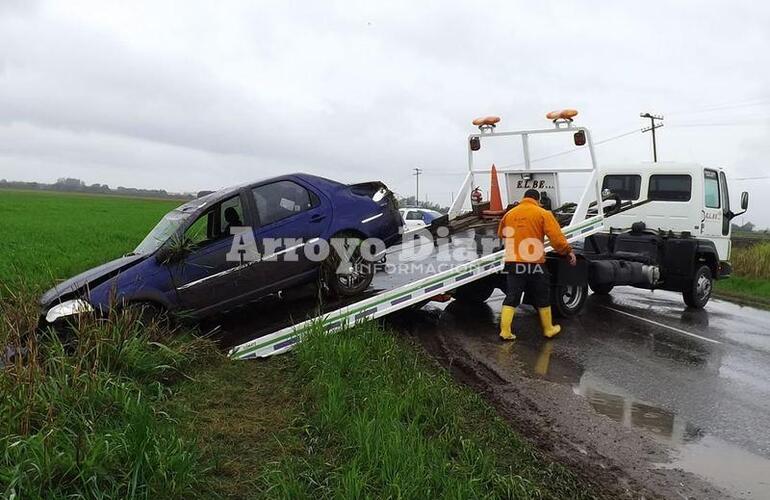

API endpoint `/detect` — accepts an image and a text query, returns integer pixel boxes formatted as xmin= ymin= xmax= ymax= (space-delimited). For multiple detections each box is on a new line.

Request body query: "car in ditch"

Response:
xmin=40 ymin=173 xmax=403 ymax=326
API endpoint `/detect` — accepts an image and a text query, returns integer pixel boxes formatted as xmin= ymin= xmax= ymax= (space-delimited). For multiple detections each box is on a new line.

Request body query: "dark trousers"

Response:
xmin=503 ymin=262 xmax=550 ymax=308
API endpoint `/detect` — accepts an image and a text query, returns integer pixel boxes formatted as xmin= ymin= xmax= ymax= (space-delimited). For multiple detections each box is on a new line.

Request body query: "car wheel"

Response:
xmin=589 ymin=282 xmax=614 ymax=295
xmin=453 ymin=277 xmax=495 ymax=303
xmin=683 ymin=265 xmax=713 ymax=309
xmin=323 ymin=232 xmax=375 ymax=297
xmin=551 ymin=284 xmax=588 ymax=318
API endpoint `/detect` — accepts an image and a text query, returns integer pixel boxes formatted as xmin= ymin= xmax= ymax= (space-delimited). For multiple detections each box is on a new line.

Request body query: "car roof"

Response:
xmin=177 ymin=173 xmax=342 ymax=213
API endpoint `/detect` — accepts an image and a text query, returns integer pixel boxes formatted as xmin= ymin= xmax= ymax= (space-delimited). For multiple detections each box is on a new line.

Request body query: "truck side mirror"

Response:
xmin=741 ymin=191 xmax=749 ymax=210
xmin=469 ymin=137 xmax=481 ymax=151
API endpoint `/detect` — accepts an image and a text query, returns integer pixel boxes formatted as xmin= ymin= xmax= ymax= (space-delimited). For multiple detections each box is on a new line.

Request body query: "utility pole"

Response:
xmin=640 ymin=112 xmax=664 ymax=162
xmin=413 ymin=167 xmax=422 ymax=206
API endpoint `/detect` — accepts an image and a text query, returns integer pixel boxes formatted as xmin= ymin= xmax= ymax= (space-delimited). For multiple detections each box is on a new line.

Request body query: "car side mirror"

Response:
xmin=741 ymin=191 xmax=749 ymax=210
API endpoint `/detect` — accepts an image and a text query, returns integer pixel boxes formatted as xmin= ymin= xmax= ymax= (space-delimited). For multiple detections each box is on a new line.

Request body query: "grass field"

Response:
xmin=1 ymin=189 xmax=602 ymax=497
xmin=0 ymin=189 xmax=180 ymax=289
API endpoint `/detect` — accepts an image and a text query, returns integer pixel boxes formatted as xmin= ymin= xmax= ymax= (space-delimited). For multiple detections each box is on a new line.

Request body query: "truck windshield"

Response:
xmin=133 ymin=210 xmax=191 ymax=255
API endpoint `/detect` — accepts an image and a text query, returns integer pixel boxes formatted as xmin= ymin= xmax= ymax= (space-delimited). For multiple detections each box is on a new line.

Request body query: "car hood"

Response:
xmin=40 ymin=254 xmax=148 ymax=307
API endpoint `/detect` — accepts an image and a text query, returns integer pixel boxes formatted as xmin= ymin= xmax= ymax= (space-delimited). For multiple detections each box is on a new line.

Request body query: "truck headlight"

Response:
xmin=45 ymin=299 xmax=94 ymax=323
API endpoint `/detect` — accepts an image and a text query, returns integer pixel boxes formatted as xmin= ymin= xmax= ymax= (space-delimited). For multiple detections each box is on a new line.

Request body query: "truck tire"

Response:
xmin=589 ymin=282 xmax=614 ymax=295
xmin=683 ymin=265 xmax=713 ymax=309
xmin=453 ymin=277 xmax=496 ymax=303
xmin=551 ymin=284 xmax=588 ymax=318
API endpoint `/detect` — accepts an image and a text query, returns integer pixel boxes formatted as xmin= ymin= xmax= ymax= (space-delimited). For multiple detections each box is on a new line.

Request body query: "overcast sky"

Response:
xmin=1 ymin=1 xmax=769 ymax=226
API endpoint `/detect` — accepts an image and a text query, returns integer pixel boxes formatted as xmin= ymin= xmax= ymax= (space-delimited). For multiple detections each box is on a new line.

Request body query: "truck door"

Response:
xmin=701 ymin=169 xmax=729 ymax=259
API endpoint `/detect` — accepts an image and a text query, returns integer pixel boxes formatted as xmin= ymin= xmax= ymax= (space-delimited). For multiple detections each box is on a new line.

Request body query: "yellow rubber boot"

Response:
xmin=538 ymin=307 xmax=561 ymax=338
xmin=499 ymin=305 xmax=516 ymax=341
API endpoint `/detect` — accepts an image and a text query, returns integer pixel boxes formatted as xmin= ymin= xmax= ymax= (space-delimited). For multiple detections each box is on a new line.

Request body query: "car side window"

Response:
xmin=184 ymin=195 xmax=243 ymax=247
xmin=252 ymin=180 xmax=317 ymax=227
xmin=648 ymin=175 xmax=692 ymax=202
xmin=704 ymin=170 xmax=720 ymax=209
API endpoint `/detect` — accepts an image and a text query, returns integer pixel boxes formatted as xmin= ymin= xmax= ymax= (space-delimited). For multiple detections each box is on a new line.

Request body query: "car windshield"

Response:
xmin=133 ymin=210 xmax=192 ymax=255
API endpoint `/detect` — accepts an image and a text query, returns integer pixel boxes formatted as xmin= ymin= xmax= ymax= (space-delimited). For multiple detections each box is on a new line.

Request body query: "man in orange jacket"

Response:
xmin=497 ymin=189 xmax=576 ymax=340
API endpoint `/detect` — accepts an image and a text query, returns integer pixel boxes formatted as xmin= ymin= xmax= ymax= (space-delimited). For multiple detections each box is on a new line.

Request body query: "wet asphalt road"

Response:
xmin=409 ymin=288 xmax=770 ymax=499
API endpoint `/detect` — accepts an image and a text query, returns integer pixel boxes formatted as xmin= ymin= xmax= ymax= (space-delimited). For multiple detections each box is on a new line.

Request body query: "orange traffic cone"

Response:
xmin=482 ymin=164 xmax=505 ymax=218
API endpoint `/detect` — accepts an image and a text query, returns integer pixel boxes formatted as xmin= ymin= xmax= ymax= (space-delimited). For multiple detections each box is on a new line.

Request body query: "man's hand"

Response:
xmin=568 ymin=251 xmax=577 ymax=266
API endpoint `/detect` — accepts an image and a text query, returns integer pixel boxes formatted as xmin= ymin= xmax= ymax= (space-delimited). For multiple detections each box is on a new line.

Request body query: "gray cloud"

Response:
xmin=0 ymin=0 xmax=768 ymax=225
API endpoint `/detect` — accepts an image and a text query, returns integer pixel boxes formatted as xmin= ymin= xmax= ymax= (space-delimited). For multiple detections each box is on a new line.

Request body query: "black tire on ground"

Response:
xmin=551 ymin=284 xmax=588 ymax=318
xmin=453 ymin=277 xmax=496 ymax=303
xmin=683 ymin=264 xmax=713 ymax=309
xmin=323 ymin=232 xmax=375 ymax=297
xmin=589 ymin=282 xmax=614 ymax=295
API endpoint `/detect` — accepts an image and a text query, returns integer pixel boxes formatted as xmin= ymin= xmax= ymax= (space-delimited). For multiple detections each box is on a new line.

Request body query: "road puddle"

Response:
xmin=516 ymin=340 xmax=770 ymax=499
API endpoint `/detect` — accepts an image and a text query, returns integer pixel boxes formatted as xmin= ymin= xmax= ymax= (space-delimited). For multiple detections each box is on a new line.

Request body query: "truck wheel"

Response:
xmin=589 ymin=282 xmax=614 ymax=295
xmin=551 ymin=284 xmax=588 ymax=318
xmin=683 ymin=265 xmax=713 ymax=309
xmin=453 ymin=277 xmax=495 ymax=303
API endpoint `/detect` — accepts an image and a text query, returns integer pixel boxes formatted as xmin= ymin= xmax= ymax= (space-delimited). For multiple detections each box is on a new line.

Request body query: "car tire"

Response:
xmin=323 ymin=232 xmax=375 ymax=297
xmin=589 ymin=282 xmax=614 ymax=295
xmin=551 ymin=284 xmax=588 ymax=318
xmin=453 ymin=277 xmax=496 ymax=303
xmin=683 ymin=265 xmax=713 ymax=309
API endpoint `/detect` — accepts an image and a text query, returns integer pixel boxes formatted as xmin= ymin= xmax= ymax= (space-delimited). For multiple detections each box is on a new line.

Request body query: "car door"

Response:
xmin=169 ymin=192 xmax=253 ymax=313
xmin=241 ymin=179 xmax=332 ymax=297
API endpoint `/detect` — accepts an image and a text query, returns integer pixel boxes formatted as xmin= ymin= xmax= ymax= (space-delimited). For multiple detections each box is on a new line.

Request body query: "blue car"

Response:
xmin=40 ymin=174 xmax=402 ymax=325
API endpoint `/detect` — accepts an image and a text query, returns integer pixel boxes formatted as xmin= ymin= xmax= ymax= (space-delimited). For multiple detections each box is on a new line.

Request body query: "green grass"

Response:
xmin=713 ymin=243 xmax=770 ymax=306
xmin=0 ymin=189 xmax=180 ymax=289
xmin=730 ymin=242 xmax=770 ymax=279
xmin=0 ymin=290 xmax=218 ymax=498
xmin=173 ymin=322 xmax=600 ymax=499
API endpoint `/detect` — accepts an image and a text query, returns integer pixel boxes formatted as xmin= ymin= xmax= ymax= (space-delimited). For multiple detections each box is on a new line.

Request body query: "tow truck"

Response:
xmin=229 ymin=110 xmax=749 ymax=359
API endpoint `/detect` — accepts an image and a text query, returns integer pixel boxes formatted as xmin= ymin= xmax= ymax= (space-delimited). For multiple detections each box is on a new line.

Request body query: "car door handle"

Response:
xmin=310 ymin=214 xmax=326 ymax=223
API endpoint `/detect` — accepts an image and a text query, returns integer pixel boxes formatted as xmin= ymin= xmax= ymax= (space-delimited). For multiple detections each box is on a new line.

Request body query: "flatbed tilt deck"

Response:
xmin=230 ymin=111 xmax=748 ymax=359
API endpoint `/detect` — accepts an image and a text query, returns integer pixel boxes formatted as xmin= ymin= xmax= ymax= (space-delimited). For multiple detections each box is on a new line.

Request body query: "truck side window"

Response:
xmin=648 ymin=175 xmax=692 ymax=202
xmin=252 ymin=180 xmax=317 ymax=227
xmin=704 ymin=170 xmax=720 ymax=208
xmin=602 ymin=175 xmax=641 ymax=200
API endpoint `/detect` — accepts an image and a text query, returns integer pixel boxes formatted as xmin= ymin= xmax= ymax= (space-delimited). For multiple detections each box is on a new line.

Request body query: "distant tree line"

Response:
xmin=397 ymin=195 xmax=448 ymax=213
xmin=0 ymin=177 xmax=193 ymax=200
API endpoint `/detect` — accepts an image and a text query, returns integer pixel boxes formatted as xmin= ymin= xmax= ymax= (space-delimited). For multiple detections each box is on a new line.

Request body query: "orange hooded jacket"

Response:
xmin=497 ymin=198 xmax=572 ymax=263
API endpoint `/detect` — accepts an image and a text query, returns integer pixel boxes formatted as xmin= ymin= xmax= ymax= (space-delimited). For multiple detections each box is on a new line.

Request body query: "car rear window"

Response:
xmin=602 ymin=175 xmax=641 ymax=200
xmin=648 ymin=174 xmax=692 ymax=202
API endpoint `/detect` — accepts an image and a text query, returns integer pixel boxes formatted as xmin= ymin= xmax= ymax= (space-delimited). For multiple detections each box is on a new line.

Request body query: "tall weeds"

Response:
xmin=731 ymin=243 xmax=770 ymax=279
xmin=0 ymin=288 xmax=217 ymax=499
